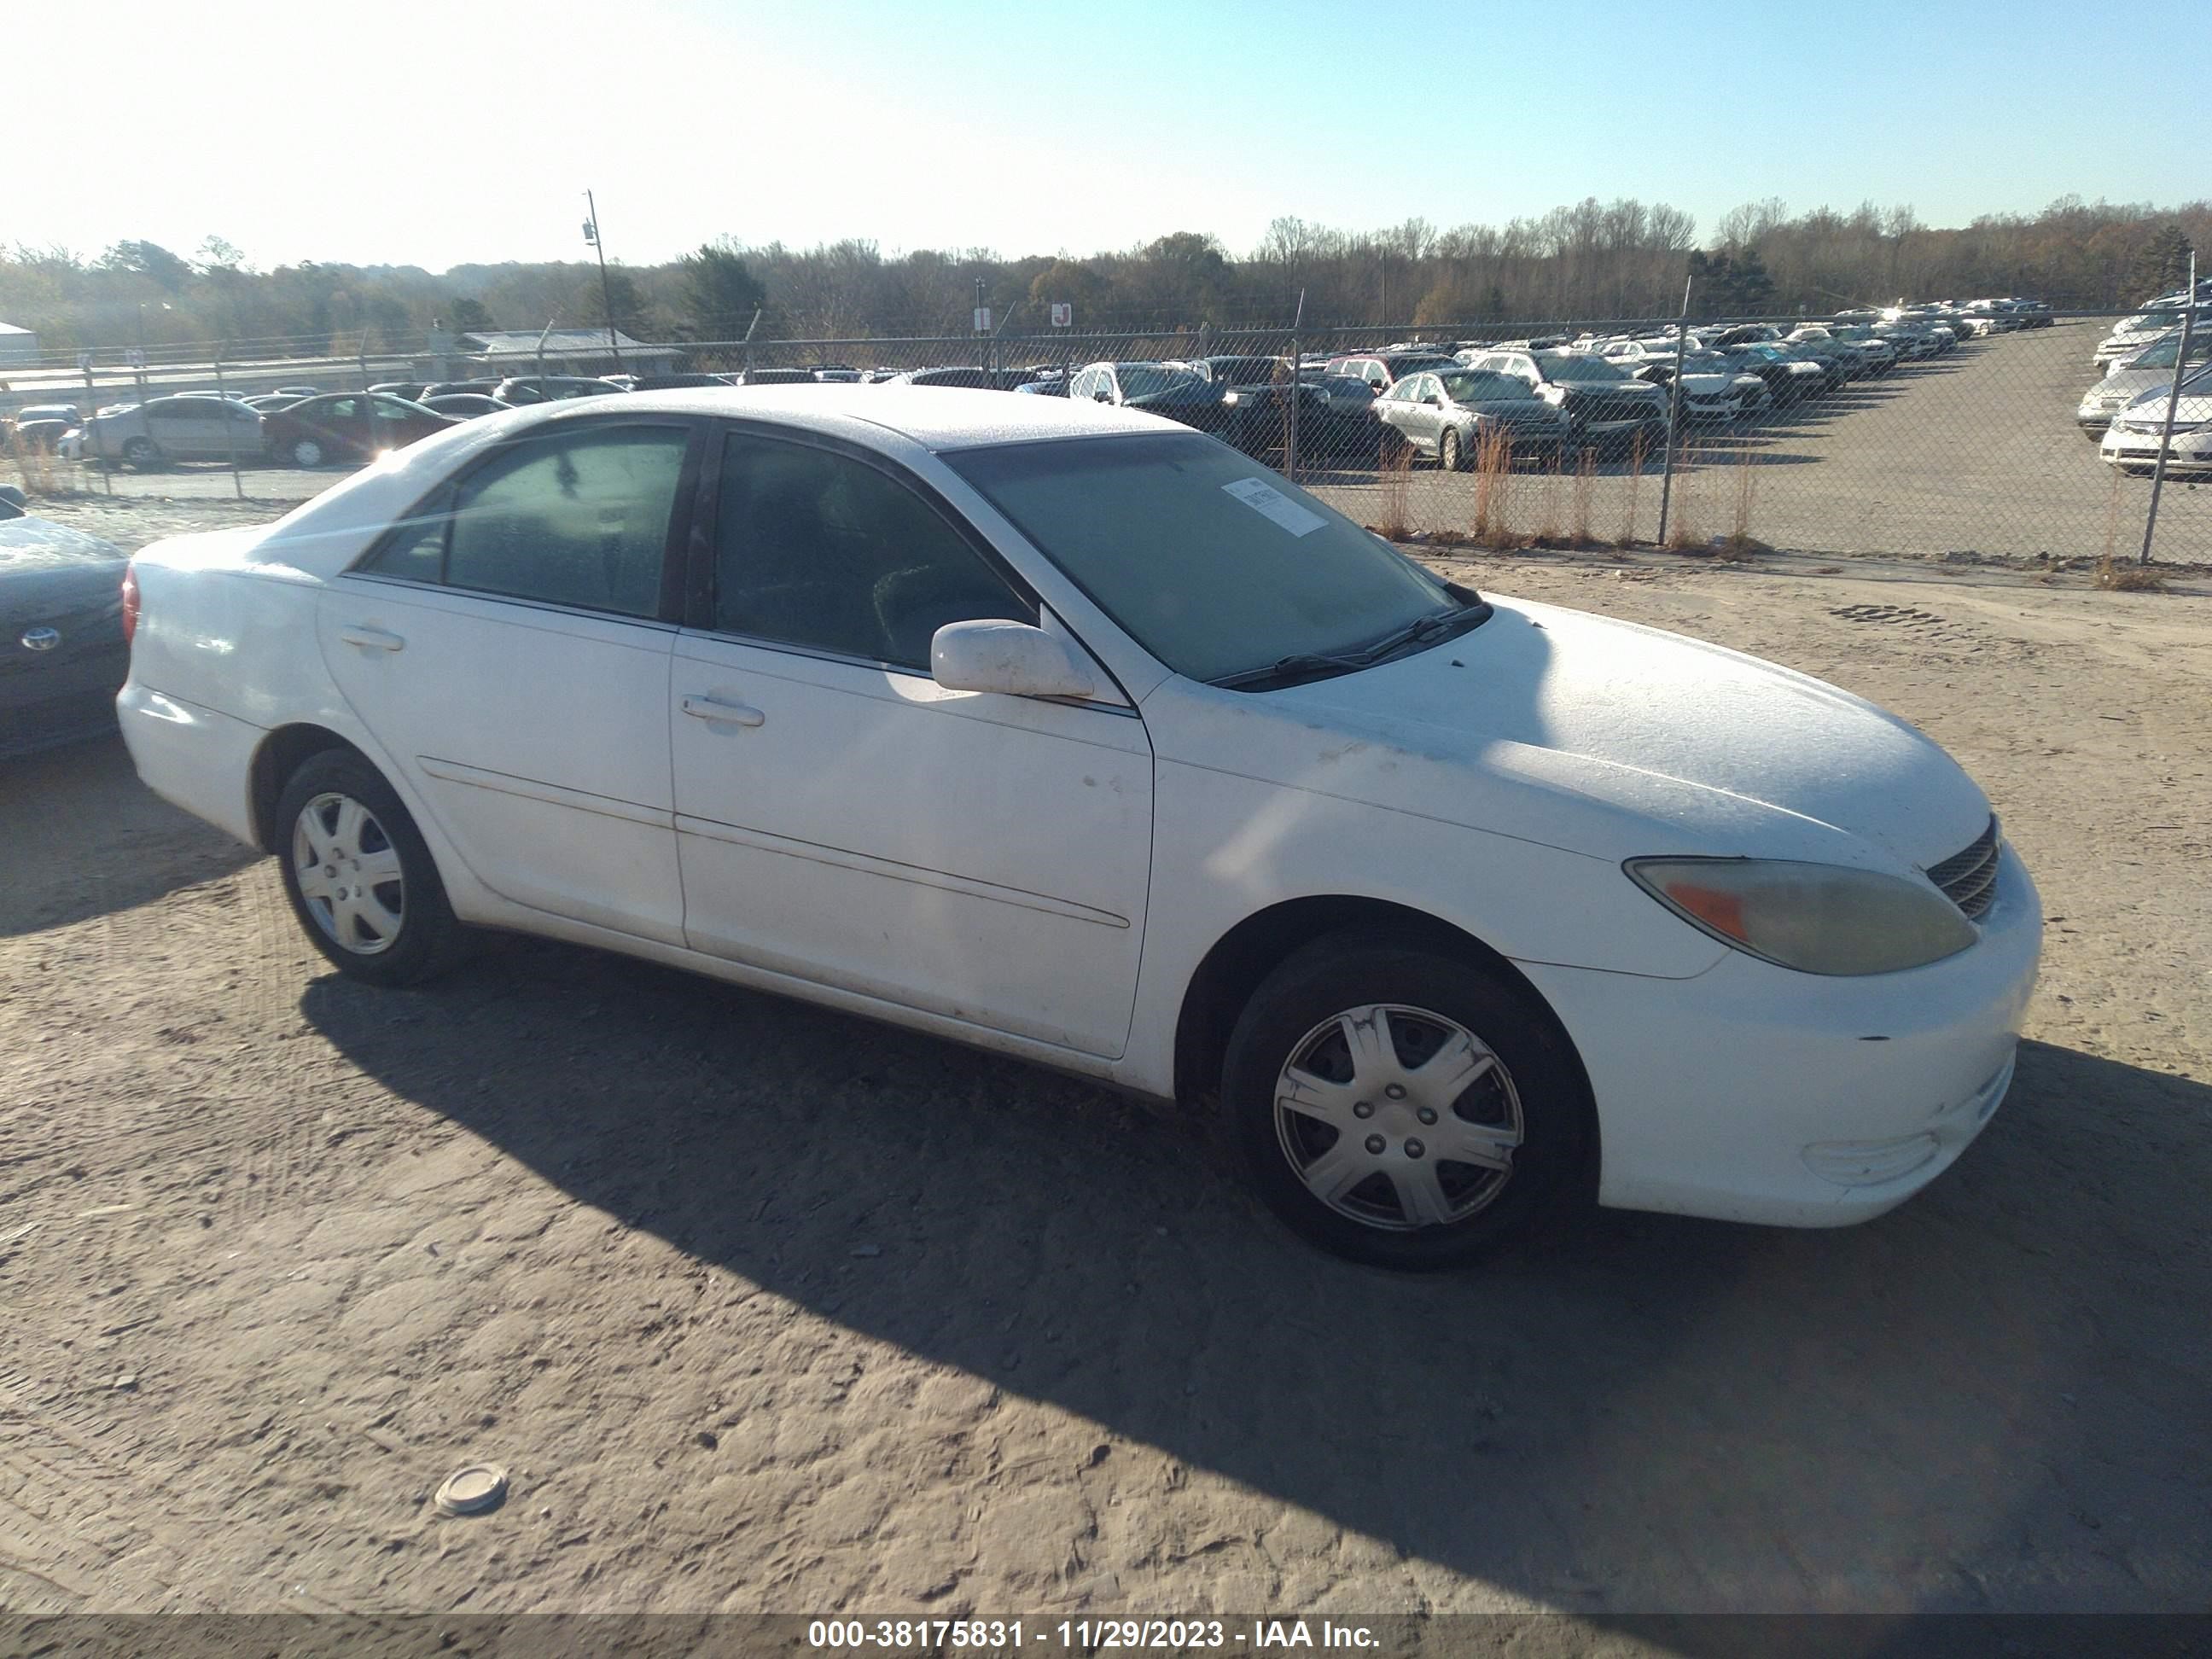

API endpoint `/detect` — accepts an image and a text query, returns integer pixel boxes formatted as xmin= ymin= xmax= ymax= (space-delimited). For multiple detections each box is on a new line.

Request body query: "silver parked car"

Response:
xmin=2077 ymin=330 xmax=2212 ymax=437
xmin=1373 ymin=367 xmax=1574 ymax=469
xmin=58 ymin=394 xmax=265 ymax=469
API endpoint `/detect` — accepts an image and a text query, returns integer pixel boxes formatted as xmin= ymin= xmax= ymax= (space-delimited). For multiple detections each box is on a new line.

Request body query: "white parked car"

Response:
xmin=115 ymin=389 xmax=2040 ymax=1268
xmin=2099 ymin=367 xmax=2212 ymax=475
xmin=2077 ymin=330 xmax=2212 ymax=437
xmin=2094 ymin=308 xmax=2209 ymax=369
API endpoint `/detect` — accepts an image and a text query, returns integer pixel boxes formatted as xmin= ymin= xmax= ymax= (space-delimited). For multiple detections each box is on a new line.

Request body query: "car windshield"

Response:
xmin=1441 ymin=370 xmax=1536 ymax=402
xmin=1115 ymin=364 xmax=1203 ymax=398
xmin=2126 ymin=336 xmax=2210 ymax=369
xmin=944 ymin=432 xmax=1471 ymax=684
xmin=1537 ymin=354 xmax=1631 ymax=382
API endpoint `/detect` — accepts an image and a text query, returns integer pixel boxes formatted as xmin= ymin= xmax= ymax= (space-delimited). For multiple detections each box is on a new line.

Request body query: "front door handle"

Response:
xmin=681 ymin=695 xmax=765 ymax=728
xmin=339 ymin=624 xmax=405 ymax=652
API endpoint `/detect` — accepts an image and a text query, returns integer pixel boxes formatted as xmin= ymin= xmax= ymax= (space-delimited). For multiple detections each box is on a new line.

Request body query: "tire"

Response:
xmin=1438 ymin=427 xmax=1463 ymax=473
xmin=274 ymin=749 xmax=470 ymax=987
xmin=121 ymin=437 xmax=158 ymax=471
xmin=1222 ymin=931 xmax=1593 ymax=1270
xmin=290 ymin=437 xmax=325 ymax=468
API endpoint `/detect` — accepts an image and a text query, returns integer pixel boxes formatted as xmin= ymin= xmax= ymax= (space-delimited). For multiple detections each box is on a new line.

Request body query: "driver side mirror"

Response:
xmin=931 ymin=620 xmax=1097 ymax=700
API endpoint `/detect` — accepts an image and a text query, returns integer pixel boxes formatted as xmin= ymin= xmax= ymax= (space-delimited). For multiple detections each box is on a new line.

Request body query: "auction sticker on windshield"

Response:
xmin=1220 ymin=476 xmax=1325 ymax=538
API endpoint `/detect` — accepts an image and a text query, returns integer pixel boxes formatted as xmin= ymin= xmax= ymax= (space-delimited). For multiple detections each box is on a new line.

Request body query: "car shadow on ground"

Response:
xmin=302 ymin=937 xmax=2211 ymax=1610
xmin=0 ymin=735 xmax=257 ymax=935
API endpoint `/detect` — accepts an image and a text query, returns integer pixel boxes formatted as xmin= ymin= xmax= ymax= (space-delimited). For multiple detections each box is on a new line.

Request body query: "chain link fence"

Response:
xmin=6 ymin=307 xmax=2208 ymax=567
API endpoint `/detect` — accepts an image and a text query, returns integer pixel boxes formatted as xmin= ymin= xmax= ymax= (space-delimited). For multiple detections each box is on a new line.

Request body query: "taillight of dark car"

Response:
xmin=120 ymin=562 xmax=140 ymax=644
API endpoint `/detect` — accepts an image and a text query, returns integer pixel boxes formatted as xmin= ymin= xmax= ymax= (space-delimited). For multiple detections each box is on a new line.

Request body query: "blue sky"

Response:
xmin=12 ymin=0 xmax=2192 ymax=272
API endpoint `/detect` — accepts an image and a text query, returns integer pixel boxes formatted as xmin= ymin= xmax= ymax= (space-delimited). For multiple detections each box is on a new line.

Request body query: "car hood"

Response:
xmin=0 ymin=520 xmax=130 ymax=619
xmin=1675 ymin=372 xmax=1738 ymax=395
xmin=1256 ymin=597 xmax=1990 ymax=874
xmin=2085 ymin=370 xmax=2174 ymax=405
xmin=2111 ymin=390 xmax=2212 ymax=427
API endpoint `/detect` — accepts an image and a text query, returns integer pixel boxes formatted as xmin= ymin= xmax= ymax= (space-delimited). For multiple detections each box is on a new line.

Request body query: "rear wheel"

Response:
xmin=1223 ymin=933 xmax=1592 ymax=1269
xmin=121 ymin=437 xmax=157 ymax=470
xmin=290 ymin=437 xmax=325 ymax=468
xmin=275 ymin=750 xmax=469 ymax=987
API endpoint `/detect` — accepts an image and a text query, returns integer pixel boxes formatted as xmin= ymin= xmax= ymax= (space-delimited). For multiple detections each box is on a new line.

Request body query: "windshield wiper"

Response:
xmin=1213 ymin=599 xmax=1492 ymax=691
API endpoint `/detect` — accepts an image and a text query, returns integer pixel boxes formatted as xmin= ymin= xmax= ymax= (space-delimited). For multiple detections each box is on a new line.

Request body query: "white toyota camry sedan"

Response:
xmin=115 ymin=388 xmax=2040 ymax=1267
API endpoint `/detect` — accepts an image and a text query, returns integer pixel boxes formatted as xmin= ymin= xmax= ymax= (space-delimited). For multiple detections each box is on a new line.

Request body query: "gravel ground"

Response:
xmin=1 ymin=544 xmax=2206 ymax=1619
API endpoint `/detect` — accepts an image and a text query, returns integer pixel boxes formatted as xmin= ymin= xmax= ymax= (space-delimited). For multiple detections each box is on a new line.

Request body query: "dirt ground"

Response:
xmin=1 ymin=538 xmax=2208 ymax=1621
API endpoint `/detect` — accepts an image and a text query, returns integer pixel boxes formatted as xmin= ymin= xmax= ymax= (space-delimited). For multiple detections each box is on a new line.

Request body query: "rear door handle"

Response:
xmin=339 ymin=624 xmax=405 ymax=652
xmin=681 ymin=695 xmax=765 ymax=728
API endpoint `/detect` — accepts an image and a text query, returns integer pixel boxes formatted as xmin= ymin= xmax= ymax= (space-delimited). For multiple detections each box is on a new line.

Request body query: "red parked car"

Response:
xmin=261 ymin=393 xmax=459 ymax=468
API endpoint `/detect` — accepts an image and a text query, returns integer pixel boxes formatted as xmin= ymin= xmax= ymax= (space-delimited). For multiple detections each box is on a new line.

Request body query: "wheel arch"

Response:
xmin=248 ymin=723 xmax=370 ymax=853
xmin=1171 ymin=894 xmax=1589 ymax=1113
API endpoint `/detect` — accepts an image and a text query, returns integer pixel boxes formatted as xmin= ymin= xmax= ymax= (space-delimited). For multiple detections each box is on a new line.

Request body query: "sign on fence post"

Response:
xmin=1050 ymin=304 xmax=1072 ymax=329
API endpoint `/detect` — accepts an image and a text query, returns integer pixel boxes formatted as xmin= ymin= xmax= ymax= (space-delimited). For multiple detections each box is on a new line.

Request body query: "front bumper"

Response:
xmin=2101 ymin=427 xmax=2212 ymax=470
xmin=1516 ymin=841 xmax=2042 ymax=1229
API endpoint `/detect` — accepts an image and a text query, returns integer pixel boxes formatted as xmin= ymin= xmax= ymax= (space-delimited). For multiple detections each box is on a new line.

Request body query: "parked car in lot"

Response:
xmin=422 ymin=380 xmax=500 ymax=399
xmin=1218 ymin=378 xmax=1383 ymax=466
xmin=1327 ymin=350 xmax=1461 ymax=395
xmin=2077 ymin=332 xmax=2212 ymax=437
xmin=368 ymin=381 xmax=431 ymax=402
xmin=493 ymin=375 xmax=630 ymax=405
xmin=59 ymin=394 xmax=265 ymax=469
xmin=273 ymin=385 xmax=322 ymax=399
xmin=5 ymin=405 xmax=82 ymax=452
xmin=1066 ymin=361 xmax=1228 ymax=430
xmin=2093 ymin=308 xmax=2209 ymax=370
xmin=1373 ymin=367 xmax=1572 ymax=469
xmin=262 ymin=393 xmax=460 ymax=467
xmin=1704 ymin=345 xmax=1826 ymax=405
xmin=730 ymin=368 xmax=817 ymax=387
xmin=2100 ymin=365 xmax=2212 ymax=475
xmin=1192 ymin=354 xmax=1290 ymax=389
xmin=245 ymin=393 xmax=309 ymax=413
xmin=1459 ymin=349 xmax=1669 ymax=452
xmin=112 ymin=386 xmax=2041 ymax=1267
xmin=422 ymin=393 xmax=509 ymax=420
xmin=1606 ymin=344 xmax=1767 ymax=422
xmin=1 ymin=511 xmax=129 ymax=759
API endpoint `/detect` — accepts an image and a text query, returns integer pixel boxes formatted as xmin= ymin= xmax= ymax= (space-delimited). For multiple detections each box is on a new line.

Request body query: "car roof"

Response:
xmin=578 ymin=384 xmax=1165 ymax=450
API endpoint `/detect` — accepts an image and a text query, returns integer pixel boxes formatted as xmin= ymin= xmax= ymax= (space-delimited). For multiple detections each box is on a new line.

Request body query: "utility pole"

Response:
xmin=583 ymin=190 xmax=624 ymax=375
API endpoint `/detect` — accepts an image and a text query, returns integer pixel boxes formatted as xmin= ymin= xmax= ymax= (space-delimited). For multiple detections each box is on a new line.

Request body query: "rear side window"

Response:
xmin=358 ymin=424 xmax=689 ymax=619
xmin=710 ymin=434 xmax=1030 ymax=670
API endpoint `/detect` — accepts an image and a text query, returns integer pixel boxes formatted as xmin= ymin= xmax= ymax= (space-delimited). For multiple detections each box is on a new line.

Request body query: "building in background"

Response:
xmin=457 ymin=329 xmax=679 ymax=378
xmin=0 ymin=323 xmax=39 ymax=367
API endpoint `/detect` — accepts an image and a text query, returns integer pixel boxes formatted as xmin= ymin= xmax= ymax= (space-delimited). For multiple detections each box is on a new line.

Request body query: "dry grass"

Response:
xmin=1569 ymin=445 xmax=1596 ymax=545
xmin=1662 ymin=440 xmax=1704 ymax=551
xmin=1470 ymin=427 xmax=1518 ymax=546
xmin=1616 ymin=432 xmax=1645 ymax=548
xmin=1532 ymin=450 xmax=1563 ymax=544
xmin=2100 ymin=467 xmax=2124 ymax=566
xmin=8 ymin=431 xmax=66 ymax=497
xmin=1376 ymin=436 xmax=1413 ymax=541
xmin=2093 ymin=555 xmax=2166 ymax=591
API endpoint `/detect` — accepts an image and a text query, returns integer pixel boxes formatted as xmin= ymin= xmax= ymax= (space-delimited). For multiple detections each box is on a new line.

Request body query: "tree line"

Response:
xmin=1 ymin=195 xmax=2203 ymax=360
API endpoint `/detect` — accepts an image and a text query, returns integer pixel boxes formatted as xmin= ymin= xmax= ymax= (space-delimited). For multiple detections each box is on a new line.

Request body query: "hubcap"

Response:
xmin=291 ymin=792 xmax=405 ymax=955
xmin=1273 ymin=1003 xmax=1523 ymax=1232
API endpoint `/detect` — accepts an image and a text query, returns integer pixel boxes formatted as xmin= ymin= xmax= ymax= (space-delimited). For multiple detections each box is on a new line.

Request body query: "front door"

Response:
xmin=670 ymin=428 xmax=1154 ymax=1059
xmin=319 ymin=417 xmax=697 ymax=944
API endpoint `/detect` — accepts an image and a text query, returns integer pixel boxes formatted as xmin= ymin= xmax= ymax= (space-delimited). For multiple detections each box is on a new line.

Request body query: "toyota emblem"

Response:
xmin=20 ymin=626 xmax=61 ymax=651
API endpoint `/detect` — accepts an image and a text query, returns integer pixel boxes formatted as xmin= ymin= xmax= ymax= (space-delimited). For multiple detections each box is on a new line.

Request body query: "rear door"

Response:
xmin=144 ymin=399 xmax=224 ymax=459
xmin=320 ymin=416 xmax=700 ymax=943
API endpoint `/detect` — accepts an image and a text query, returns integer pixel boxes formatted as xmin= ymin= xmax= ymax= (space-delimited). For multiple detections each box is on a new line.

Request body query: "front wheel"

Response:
xmin=121 ymin=437 xmax=158 ymax=470
xmin=1438 ymin=427 xmax=1464 ymax=472
xmin=275 ymin=750 xmax=470 ymax=986
xmin=290 ymin=437 xmax=325 ymax=468
xmin=1223 ymin=934 xmax=1592 ymax=1269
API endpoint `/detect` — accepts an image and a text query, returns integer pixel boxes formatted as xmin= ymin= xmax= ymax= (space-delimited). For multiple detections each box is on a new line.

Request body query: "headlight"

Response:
xmin=1222 ymin=390 xmax=1240 ymax=405
xmin=1625 ymin=857 xmax=1979 ymax=975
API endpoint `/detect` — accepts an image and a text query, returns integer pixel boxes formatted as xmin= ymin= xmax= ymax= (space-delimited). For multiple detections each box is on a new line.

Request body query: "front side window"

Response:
xmin=360 ymin=424 xmax=688 ymax=618
xmin=712 ymin=434 xmax=1030 ymax=671
xmin=946 ymin=432 xmax=1464 ymax=685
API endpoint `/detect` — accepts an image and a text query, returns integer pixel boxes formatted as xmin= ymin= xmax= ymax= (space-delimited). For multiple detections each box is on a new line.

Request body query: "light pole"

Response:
xmin=583 ymin=190 xmax=625 ymax=376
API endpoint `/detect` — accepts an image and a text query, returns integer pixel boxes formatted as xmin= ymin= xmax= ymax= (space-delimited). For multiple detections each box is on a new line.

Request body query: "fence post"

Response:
xmin=84 ymin=367 xmax=113 ymax=496
xmin=1655 ymin=273 xmax=1694 ymax=546
xmin=213 ymin=348 xmax=243 ymax=500
xmin=1286 ymin=290 xmax=1305 ymax=482
xmin=2139 ymin=247 xmax=2198 ymax=566
xmin=743 ymin=308 xmax=761 ymax=379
